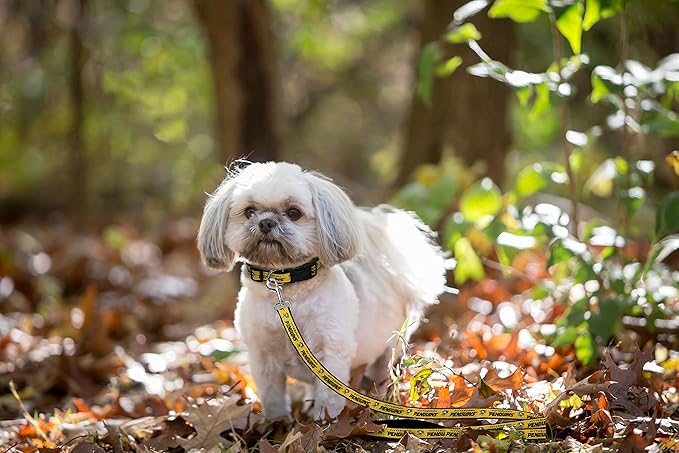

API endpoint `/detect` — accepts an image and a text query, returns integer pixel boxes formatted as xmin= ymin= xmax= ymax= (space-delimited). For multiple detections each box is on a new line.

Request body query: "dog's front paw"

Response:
xmin=262 ymin=396 xmax=292 ymax=421
xmin=314 ymin=387 xmax=346 ymax=419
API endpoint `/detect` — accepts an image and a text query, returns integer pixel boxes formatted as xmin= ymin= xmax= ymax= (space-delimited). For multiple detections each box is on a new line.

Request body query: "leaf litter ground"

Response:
xmin=0 ymin=222 xmax=678 ymax=452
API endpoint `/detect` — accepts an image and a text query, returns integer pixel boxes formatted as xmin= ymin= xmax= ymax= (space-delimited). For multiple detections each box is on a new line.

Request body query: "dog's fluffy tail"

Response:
xmin=365 ymin=205 xmax=448 ymax=313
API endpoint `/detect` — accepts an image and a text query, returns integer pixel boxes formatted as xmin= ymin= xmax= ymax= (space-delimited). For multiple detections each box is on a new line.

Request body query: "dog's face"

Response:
xmin=197 ymin=162 xmax=361 ymax=270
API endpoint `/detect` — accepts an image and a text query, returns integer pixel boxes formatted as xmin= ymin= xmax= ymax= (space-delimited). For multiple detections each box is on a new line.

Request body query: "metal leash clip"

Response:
xmin=266 ymin=271 xmax=291 ymax=310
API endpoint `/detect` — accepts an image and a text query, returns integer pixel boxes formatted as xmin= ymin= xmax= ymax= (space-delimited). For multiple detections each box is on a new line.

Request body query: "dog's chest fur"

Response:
xmin=233 ymin=266 xmax=363 ymax=381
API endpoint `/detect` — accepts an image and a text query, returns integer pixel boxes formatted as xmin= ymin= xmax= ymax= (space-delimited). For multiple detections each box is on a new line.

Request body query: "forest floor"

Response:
xmin=0 ymin=221 xmax=678 ymax=452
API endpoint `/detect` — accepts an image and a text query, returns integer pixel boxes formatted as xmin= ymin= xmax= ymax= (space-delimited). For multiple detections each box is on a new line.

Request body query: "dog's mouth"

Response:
xmin=258 ymin=239 xmax=281 ymax=247
xmin=241 ymin=234 xmax=301 ymax=267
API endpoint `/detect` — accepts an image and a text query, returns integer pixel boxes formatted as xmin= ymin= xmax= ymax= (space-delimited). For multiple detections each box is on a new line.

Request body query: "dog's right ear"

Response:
xmin=197 ymin=178 xmax=237 ymax=271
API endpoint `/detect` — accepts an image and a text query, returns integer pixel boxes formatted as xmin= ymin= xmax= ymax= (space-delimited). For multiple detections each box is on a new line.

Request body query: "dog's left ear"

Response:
xmin=306 ymin=172 xmax=361 ymax=266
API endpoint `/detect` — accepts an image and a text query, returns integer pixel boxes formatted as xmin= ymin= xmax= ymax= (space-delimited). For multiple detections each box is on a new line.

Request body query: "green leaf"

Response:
xmin=655 ymin=192 xmax=679 ymax=238
xmin=445 ymin=23 xmax=482 ymax=44
xmin=154 ymin=119 xmax=187 ymax=143
xmin=417 ymin=42 xmax=441 ymax=105
xmin=488 ymin=0 xmax=550 ymax=23
xmin=409 ymin=369 xmax=434 ymax=402
xmin=590 ymin=65 xmax=623 ymax=104
xmin=575 ymin=332 xmax=596 ymax=365
xmin=530 ymin=82 xmax=551 ymax=119
xmin=583 ymin=0 xmax=624 ymax=31
xmin=569 ymin=147 xmax=584 ymax=172
xmin=618 ymin=186 xmax=645 ymax=214
xmin=392 ymin=182 xmax=429 ymax=208
xmin=588 ymin=298 xmax=625 ymax=342
xmin=401 ymin=355 xmax=435 ymax=368
xmin=556 ymin=2 xmax=584 ymax=54
xmin=590 ymin=72 xmax=609 ymax=104
xmin=515 ymin=85 xmax=532 ymax=107
xmin=552 ymin=326 xmax=579 ymax=347
xmin=548 ymin=238 xmax=587 ymax=267
xmin=436 ymin=56 xmax=463 ymax=78
xmin=515 ymin=162 xmax=567 ymax=198
xmin=459 ymin=178 xmax=503 ymax=222
xmin=562 ymin=298 xmax=589 ymax=327
xmin=454 ymin=237 xmax=485 ymax=284
xmin=640 ymin=108 xmax=679 ymax=137
xmin=429 ymin=173 xmax=460 ymax=209
xmin=442 ymin=214 xmax=473 ymax=250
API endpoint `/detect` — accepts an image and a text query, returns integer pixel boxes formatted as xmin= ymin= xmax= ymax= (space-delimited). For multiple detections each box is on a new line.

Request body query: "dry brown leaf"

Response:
xmin=100 ymin=423 xmax=126 ymax=453
xmin=462 ymin=386 xmax=502 ymax=409
xmin=603 ymin=347 xmax=658 ymax=415
xmin=71 ymin=440 xmax=107 ymax=453
xmin=277 ymin=429 xmax=304 ymax=453
xmin=295 ymin=423 xmax=325 ymax=452
xmin=482 ymin=367 xmax=525 ymax=391
xmin=177 ymin=395 xmax=251 ymax=451
xmin=449 ymin=374 xmax=474 ymax=407
xmin=390 ymin=432 xmax=432 ymax=453
xmin=142 ymin=417 xmax=195 ymax=451
xmin=260 ymin=439 xmax=279 ymax=453
xmin=324 ymin=407 xmax=383 ymax=441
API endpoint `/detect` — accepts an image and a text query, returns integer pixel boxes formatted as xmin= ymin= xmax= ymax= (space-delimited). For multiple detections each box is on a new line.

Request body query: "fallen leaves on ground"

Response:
xmin=1 ymin=222 xmax=678 ymax=452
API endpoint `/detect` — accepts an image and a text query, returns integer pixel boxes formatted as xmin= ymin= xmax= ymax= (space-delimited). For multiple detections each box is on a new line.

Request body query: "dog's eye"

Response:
xmin=244 ymin=206 xmax=256 ymax=219
xmin=286 ymin=208 xmax=302 ymax=221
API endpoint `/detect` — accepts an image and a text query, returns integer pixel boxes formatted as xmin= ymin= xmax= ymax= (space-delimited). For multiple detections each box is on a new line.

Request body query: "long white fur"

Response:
xmin=197 ymin=162 xmax=446 ymax=420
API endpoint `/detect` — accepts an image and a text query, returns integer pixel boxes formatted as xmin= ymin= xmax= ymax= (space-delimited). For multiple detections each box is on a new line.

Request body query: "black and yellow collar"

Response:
xmin=245 ymin=258 xmax=322 ymax=284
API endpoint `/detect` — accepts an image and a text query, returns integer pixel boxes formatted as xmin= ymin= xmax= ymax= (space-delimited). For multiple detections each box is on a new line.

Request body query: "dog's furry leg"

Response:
xmin=312 ymin=351 xmax=351 ymax=418
xmin=249 ymin=350 xmax=291 ymax=420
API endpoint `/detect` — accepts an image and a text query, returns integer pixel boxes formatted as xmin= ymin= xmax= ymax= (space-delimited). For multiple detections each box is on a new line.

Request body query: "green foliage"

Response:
xmin=488 ymin=0 xmax=550 ymax=23
xmin=583 ymin=0 xmax=625 ymax=31
xmin=436 ymin=57 xmax=464 ymax=78
xmin=393 ymin=153 xmax=678 ymax=366
xmin=555 ymin=1 xmax=585 ymax=54
xmin=445 ymin=23 xmax=482 ymax=44
xmin=515 ymin=162 xmax=568 ymax=198
xmin=656 ymin=192 xmax=679 ymax=238
xmin=417 ymin=43 xmax=441 ymax=105
xmin=454 ymin=237 xmax=486 ymax=284
xmin=459 ymin=178 xmax=503 ymax=222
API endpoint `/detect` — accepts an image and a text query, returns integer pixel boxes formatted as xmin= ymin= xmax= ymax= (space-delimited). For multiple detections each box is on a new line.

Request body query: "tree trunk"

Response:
xmin=194 ymin=0 xmax=282 ymax=164
xmin=69 ymin=0 xmax=87 ymax=225
xmin=396 ymin=0 xmax=515 ymax=187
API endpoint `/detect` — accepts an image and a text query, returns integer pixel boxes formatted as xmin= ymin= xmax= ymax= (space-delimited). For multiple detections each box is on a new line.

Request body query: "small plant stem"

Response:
xmin=549 ymin=12 xmax=579 ymax=238
xmin=9 ymin=381 xmax=50 ymax=443
xmin=620 ymin=2 xmax=632 ymax=236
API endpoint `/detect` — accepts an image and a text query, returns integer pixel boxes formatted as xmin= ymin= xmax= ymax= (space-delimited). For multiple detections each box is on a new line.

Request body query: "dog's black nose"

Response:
xmin=259 ymin=218 xmax=277 ymax=233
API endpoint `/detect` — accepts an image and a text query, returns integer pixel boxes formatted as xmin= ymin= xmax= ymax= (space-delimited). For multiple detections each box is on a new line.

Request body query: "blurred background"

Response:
xmin=1 ymin=0 xmax=678 ymax=424
xmin=1 ymin=0 xmax=678 ymax=330
xmin=2 ymin=0 xmax=677 ymax=227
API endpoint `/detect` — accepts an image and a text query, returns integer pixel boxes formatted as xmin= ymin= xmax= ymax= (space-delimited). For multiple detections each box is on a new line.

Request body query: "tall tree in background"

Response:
xmin=194 ymin=0 xmax=282 ymax=164
xmin=69 ymin=0 xmax=87 ymax=225
xmin=396 ymin=0 xmax=515 ymax=187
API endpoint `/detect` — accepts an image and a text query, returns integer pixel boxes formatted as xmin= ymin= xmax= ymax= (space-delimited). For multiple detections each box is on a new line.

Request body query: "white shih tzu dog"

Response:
xmin=197 ymin=162 xmax=446 ymax=420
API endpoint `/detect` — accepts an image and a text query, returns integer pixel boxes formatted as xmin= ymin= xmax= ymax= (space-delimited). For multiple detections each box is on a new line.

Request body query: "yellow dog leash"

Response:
xmin=265 ymin=276 xmax=548 ymax=440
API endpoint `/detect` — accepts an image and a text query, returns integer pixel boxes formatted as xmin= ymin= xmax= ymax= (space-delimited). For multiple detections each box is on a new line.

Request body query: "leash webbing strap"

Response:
xmin=276 ymin=305 xmax=548 ymax=440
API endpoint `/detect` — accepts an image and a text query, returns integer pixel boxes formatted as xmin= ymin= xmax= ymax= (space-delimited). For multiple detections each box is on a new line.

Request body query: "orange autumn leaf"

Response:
xmin=483 ymin=367 xmax=525 ymax=391
xmin=434 ymin=386 xmax=450 ymax=408
xmin=465 ymin=332 xmax=488 ymax=361
xmin=449 ymin=374 xmax=474 ymax=407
